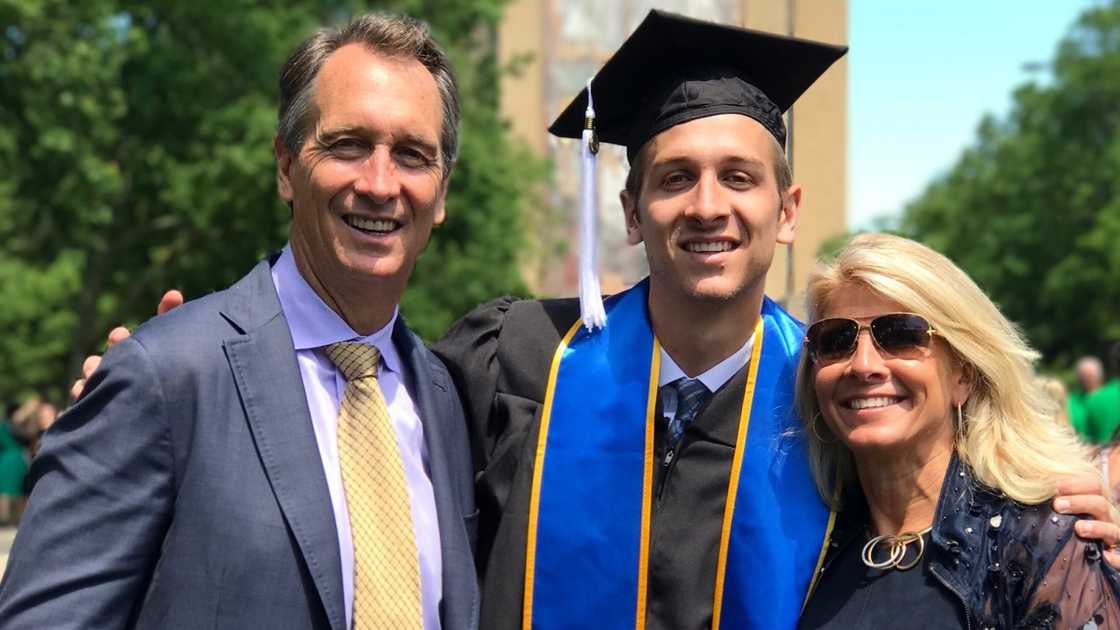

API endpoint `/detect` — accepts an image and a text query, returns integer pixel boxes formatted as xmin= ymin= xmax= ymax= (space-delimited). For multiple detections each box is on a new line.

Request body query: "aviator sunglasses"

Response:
xmin=805 ymin=313 xmax=941 ymax=364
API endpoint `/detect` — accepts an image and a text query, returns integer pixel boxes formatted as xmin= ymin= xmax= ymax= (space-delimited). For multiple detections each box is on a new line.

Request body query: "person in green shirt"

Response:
xmin=0 ymin=404 xmax=29 ymax=525
xmin=1086 ymin=345 xmax=1120 ymax=444
xmin=1071 ymin=356 xmax=1105 ymax=440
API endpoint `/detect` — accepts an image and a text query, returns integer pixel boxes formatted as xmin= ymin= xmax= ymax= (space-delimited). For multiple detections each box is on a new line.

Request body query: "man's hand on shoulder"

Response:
xmin=1053 ymin=473 xmax=1120 ymax=569
xmin=69 ymin=289 xmax=185 ymax=401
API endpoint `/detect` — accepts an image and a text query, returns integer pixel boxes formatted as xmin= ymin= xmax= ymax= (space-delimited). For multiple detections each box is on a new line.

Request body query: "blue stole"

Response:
xmin=523 ymin=280 xmax=835 ymax=629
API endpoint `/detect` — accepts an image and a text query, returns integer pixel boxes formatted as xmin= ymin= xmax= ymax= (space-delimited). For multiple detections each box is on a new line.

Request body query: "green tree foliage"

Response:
xmin=0 ymin=0 xmax=541 ymax=403
xmin=900 ymin=2 xmax=1120 ymax=367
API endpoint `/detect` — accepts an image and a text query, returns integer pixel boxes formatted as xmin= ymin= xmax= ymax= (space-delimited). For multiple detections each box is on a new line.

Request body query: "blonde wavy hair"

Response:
xmin=795 ymin=233 xmax=1096 ymax=508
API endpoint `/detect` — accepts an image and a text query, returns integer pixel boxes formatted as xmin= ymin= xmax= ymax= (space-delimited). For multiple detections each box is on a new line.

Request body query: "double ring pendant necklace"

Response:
xmin=861 ymin=526 xmax=933 ymax=571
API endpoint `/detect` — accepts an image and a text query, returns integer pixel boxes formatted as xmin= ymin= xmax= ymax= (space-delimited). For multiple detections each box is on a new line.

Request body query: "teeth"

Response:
xmin=685 ymin=241 xmax=732 ymax=253
xmin=847 ymin=397 xmax=900 ymax=410
xmin=346 ymin=216 xmax=397 ymax=232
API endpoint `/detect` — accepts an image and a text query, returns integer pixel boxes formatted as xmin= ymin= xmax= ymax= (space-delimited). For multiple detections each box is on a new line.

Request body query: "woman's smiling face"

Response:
xmin=811 ymin=285 xmax=971 ymax=458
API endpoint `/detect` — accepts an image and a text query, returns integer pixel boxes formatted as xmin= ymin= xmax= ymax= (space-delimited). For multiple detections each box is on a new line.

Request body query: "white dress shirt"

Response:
xmin=271 ymin=246 xmax=441 ymax=630
xmin=658 ymin=332 xmax=756 ymax=421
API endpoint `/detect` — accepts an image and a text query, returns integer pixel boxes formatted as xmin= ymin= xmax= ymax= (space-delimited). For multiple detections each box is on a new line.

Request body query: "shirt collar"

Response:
xmin=658 ymin=330 xmax=756 ymax=392
xmin=271 ymin=245 xmax=402 ymax=375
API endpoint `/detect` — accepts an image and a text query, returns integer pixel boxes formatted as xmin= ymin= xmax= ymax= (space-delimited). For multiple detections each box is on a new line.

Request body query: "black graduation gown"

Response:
xmin=432 ymin=296 xmax=749 ymax=630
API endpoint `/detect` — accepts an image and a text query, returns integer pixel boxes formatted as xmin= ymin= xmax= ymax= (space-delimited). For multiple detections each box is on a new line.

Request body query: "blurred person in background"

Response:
xmin=35 ymin=404 xmax=55 ymax=431
xmin=1036 ymin=375 xmax=1070 ymax=428
xmin=1071 ymin=355 xmax=1105 ymax=440
xmin=797 ymin=234 xmax=1120 ymax=629
xmin=7 ymin=397 xmax=41 ymax=523
xmin=2 ymin=397 xmax=58 ymax=525
xmin=12 ymin=400 xmax=57 ymax=463
xmin=7 ymin=398 xmax=41 ymax=448
xmin=0 ymin=405 xmax=27 ymax=526
xmin=1090 ymin=344 xmax=1120 ymax=503
xmin=1084 ymin=343 xmax=1120 ymax=445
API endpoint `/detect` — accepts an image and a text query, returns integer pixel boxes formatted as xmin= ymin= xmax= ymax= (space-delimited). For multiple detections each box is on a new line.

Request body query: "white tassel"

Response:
xmin=578 ymin=79 xmax=606 ymax=331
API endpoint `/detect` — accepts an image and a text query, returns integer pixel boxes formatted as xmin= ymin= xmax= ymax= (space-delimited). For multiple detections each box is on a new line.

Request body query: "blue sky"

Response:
xmin=848 ymin=0 xmax=1102 ymax=228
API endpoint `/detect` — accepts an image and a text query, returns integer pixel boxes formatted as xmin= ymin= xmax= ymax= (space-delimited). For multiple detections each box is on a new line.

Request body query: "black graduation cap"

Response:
xmin=548 ymin=9 xmax=848 ymax=162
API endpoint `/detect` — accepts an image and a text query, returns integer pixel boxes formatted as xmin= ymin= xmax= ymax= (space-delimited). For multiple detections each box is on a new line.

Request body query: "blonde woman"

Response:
xmin=797 ymin=234 xmax=1120 ymax=629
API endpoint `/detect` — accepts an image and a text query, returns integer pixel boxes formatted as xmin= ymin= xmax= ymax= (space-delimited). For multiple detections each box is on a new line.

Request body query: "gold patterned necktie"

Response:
xmin=326 ymin=342 xmax=423 ymax=630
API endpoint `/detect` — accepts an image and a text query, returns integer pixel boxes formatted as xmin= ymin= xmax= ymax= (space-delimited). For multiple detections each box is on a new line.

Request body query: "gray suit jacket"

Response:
xmin=0 ymin=259 xmax=479 ymax=630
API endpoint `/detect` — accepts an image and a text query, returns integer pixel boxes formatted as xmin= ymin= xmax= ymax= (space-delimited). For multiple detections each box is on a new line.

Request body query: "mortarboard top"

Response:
xmin=548 ymin=9 xmax=848 ymax=162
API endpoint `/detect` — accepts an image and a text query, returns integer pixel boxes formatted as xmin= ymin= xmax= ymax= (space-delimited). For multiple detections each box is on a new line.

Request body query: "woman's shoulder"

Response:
xmin=988 ymin=498 xmax=1120 ymax=628
xmin=996 ymin=499 xmax=1076 ymax=547
xmin=940 ymin=458 xmax=1077 ymax=558
xmin=990 ymin=500 xmax=1078 ymax=590
xmin=1013 ymin=502 xmax=1120 ymax=628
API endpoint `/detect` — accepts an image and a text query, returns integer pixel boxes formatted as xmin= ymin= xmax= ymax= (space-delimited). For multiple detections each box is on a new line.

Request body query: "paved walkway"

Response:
xmin=0 ymin=526 xmax=15 ymax=575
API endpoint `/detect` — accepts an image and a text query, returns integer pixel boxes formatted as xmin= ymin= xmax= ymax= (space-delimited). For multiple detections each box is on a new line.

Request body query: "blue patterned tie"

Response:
xmin=666 ymin=377 xmax=711 ymax=449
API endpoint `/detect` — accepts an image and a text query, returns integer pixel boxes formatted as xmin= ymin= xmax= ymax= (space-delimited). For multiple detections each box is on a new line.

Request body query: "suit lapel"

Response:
xmin=222 ymin=260 xmax=347 ymax=630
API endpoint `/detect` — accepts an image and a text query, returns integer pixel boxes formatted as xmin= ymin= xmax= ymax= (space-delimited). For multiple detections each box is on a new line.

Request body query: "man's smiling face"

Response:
xmin=277 ymin=43 xmax=447 ymax=304
xmin=621 ymin=113 xmax=797 ymax=306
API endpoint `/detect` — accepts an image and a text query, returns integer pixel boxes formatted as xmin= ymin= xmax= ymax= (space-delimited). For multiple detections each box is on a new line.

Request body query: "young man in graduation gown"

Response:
xmin=432 ymin=11 xmax=844 ymax=630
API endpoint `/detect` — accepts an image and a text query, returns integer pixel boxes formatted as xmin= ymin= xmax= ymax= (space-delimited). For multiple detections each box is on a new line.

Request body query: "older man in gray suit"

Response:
xmin=0 ymin=13 xmax=477 ymax=630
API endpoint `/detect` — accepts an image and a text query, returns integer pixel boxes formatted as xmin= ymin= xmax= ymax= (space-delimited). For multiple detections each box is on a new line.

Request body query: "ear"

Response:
xmin=433 ymin=173 xmax=450 ymax=226
xmin=275 ymin=136 xmax=295 ymax=202
xmin=776 ymin=184 xmax=801 ymax=245
xmin=951 ymin=362 xmax=977 ymax=408
xmin=619 ymin=189 xmax=643 ymax=246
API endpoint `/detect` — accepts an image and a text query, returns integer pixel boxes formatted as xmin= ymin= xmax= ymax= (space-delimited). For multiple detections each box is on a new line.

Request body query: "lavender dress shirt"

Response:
xmin=271 ymin=246 xmax=442 ymax=630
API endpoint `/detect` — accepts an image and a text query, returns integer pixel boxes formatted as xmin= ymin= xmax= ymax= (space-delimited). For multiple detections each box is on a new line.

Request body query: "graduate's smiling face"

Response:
xmin=276 ymin=43 xmax=448 ymax=303
xmin=620 ymin=114 xmax=799 ymax=306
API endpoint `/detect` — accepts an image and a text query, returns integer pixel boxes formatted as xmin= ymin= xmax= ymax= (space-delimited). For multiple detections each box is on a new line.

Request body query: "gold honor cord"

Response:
xmin=710 ymin=317 xmax=765 ymax=630
xmin=522 ymin=319 xmax=582 ymax=630
xmin=801 ymin=509 xmax=838 ymax=614
xmin=708 ymin=317 xmax=839 ymax=627
xmin=522 ymin=321 xmax=660 ymax=630
xmin=634 ymin=339 xmax=660 ymax=630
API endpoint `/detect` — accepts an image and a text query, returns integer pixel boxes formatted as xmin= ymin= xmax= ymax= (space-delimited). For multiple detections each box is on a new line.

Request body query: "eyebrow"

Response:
xmin=315 ymin=126 xmax=440 ymax=156
xmin=314 ymin=126 xmax=363 ymax=143
xmin=650 ymin=155 xmax=768 ymax=171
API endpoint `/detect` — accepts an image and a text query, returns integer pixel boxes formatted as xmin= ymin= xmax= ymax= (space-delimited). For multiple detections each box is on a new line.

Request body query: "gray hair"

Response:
xmin=1076 ymin=356 xmax=1104 ymax=378
xmin=277 ymin=13 xmax=460 ymax=180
